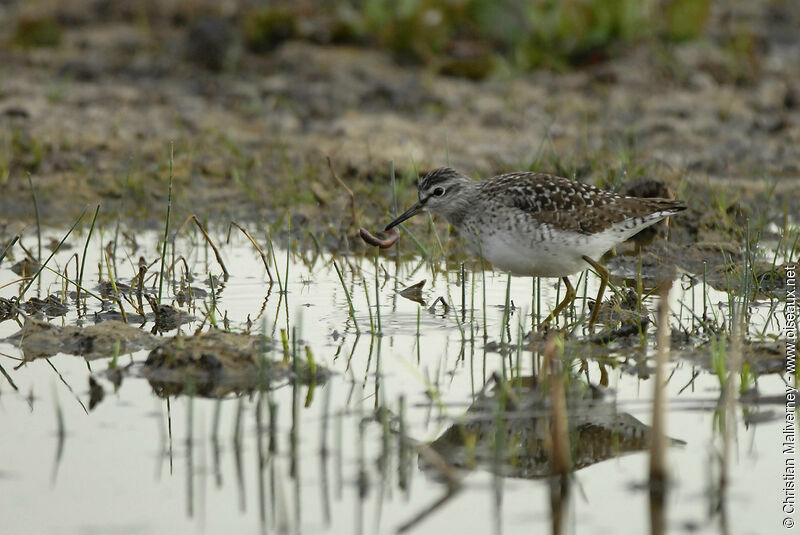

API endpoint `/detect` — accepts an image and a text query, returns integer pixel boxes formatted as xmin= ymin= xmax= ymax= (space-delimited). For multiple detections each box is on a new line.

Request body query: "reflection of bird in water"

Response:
xmin=420 ymin=375 xmax=685 ymax=479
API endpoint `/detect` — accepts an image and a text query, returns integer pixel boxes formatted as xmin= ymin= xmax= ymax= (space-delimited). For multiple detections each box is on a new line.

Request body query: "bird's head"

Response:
xmin=385 ymin=167 xmax=472 ymax=230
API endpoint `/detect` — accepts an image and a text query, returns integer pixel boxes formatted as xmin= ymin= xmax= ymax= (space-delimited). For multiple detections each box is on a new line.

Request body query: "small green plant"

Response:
xmin=662 ymin=0 xmax=711 ymax=41
xmin=13 ymin=16 xmax=62 ymax=48
xmin=242 ymin=6 xmax=296 ymax=53
xmin=11 ymin=130 xmax=44 ymax=172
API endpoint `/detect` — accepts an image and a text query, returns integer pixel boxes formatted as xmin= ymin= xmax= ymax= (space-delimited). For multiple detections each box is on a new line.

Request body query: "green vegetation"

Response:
xmin=12 ymin=16 xmax=63 ymax=48
xmin=663 ymin=0 xmax=712 ymax=41
xmin=242 ymin=0 xmax=712 ymax=75
xmin=242 ymin=6 xmax=297 ymax=53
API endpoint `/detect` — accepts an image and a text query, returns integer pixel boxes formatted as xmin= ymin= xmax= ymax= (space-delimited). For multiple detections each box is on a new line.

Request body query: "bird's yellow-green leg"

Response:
xmin=582 ymin=255 xmax=609 ymax=327
xmin=541 ymin=276 xmax=576 ymax=327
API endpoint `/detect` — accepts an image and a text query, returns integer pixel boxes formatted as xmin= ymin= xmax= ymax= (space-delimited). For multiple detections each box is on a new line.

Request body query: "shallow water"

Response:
xmin=0 ymin=229 xmax=793 ymax=535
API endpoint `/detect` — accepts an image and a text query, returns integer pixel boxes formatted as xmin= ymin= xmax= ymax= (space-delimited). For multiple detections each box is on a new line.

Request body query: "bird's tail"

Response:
xmin=648 ymin=198 xmax=687 ymax=214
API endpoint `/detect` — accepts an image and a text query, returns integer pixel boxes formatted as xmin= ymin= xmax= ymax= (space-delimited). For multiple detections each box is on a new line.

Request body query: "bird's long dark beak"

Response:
xmin=385 ymin=201 xmax=425 ymax=231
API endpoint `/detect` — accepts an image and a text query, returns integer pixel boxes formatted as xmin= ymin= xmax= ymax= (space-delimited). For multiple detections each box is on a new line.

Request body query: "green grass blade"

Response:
xmin=158 ymin=143 xmax=174 ymax=305
xmin=21 ymin=209 xmax=86 ymax=296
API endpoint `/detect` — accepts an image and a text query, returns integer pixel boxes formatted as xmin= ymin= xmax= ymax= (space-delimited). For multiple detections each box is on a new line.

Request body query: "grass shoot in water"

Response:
xmin=26 ymin=173 xmax=41 ymax=262
xmin=158 ymin=144 xmax=174 ymax=305
xmin=284 ymin=215 xmax=291 ymax=295
xmin=77 ymin=205 xmax=100 ymax=303
xmin=21 ymin=209 xmax=86 ymax=298
xmin=0 ymin=235 xmax=18 ymax=266
xmin=206 ymin=272 xmax=217 ymax=328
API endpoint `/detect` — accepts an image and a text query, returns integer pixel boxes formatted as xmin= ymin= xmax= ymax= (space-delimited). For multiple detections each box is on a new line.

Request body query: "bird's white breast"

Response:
xmin=461 ymin=215 xmax=669 ymax=277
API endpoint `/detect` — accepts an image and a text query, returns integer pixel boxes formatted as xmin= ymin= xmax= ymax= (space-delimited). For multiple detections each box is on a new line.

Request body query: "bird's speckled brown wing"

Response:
xmin=478 ymin=172 xmax=684 ymax=234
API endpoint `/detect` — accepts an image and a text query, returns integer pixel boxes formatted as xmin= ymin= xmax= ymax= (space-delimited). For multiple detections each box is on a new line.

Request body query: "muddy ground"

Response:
xmin=0 ymin=1 xmax=798 ymax=259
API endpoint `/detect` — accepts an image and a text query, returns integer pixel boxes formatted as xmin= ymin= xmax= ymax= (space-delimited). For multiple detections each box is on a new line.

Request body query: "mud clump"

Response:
xmin=675 ymin=339 xmax=788 ymax=376
xmin=0 ymin=297 xmax=20 ymax=321
xmin=145 ymin=295 xmax=183 ymax=334
xmin=143 ymin=329 xmax=328 ymax=397
xmin=6 ymin=318 xmax=157 ymax=360
xmin=22 ymin=294 xmax=69 ymax=317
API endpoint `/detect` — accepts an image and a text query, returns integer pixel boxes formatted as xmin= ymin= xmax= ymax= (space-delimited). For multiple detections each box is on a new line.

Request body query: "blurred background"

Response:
xmin=0 ymin=0 xmax=797 ymax=241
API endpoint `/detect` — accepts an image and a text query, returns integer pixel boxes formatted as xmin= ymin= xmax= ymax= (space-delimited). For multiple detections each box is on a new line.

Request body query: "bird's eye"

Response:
xmin=433 ymin=187 xmax=445 ymax=197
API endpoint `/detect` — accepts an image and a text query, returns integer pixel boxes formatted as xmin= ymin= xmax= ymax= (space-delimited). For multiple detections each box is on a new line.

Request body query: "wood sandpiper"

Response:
xmin=385 ymin=167 xmax=686 ymax=326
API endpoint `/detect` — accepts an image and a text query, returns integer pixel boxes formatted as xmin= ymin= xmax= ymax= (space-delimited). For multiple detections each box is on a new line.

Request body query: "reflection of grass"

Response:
xmin=373 ymin=253 xmax=382 ymax=334
xmin=334 ymin=260 xmax=360 ymax=333
xmin=205 ymin=272 xmax=218 ymax=328
xmin=710 ymin=332 xmax=727 ymax=391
